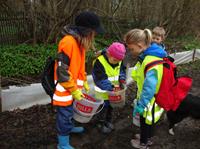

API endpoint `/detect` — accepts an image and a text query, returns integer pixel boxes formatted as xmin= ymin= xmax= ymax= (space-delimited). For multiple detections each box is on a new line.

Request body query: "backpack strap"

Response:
xmin=144 ymin=60 xmax=165 ymax=75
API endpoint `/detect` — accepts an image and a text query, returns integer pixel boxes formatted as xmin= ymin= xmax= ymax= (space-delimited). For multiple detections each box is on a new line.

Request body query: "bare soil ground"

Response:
xmin=1 ymin=59 xmax=200 ymax=149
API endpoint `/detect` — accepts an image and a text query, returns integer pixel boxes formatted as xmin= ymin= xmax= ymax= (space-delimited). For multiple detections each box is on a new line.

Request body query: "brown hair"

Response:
xmin=124 ymin=28 xmax=152 ymax=47
xmin=152 ymin=26 xmax=166 ymax=39
xmin=76 ymin=31 xmax=96 ymax=51
xmin=61 ymin=26 xmax=95 ymax=51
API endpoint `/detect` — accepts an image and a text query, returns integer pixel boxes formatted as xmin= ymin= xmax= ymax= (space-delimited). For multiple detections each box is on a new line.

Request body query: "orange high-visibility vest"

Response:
xmin=53 ymin=35 xmax=86 ymax=106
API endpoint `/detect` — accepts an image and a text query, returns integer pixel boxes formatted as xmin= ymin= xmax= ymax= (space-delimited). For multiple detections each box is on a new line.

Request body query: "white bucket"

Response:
xmin=73 ymin=93 xmax=104 ymax=123
xmin=108 ymin=87 xmax=126 ymax=108
xmin=133 ymin=99 xmax=140 ymax=127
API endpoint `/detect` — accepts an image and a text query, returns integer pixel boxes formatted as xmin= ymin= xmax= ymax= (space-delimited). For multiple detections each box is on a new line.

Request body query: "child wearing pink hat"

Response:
xmin=92 ymin=42 xmax=127 ymax=133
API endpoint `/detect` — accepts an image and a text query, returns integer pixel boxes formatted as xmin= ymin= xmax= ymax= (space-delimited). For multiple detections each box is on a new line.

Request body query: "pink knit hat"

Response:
xmin=107 ymin=42 xmax=126 ymax=60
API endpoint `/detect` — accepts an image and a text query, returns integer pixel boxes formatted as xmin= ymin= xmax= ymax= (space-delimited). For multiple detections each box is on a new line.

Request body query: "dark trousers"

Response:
xmin=56 ymin=105 xmax=74 ymax=136
xmin=140 ymin=116 xmax=154 ymax=144
xmin=98 ymin=100 xmax=113 ymax=124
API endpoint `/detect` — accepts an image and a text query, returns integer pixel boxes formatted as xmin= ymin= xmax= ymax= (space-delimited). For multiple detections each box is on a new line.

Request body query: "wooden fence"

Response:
xmin=0 ymin=12 xmax=31 ymax=45
xmin=0 ymin=11 xmax=156 ymax=45
xmin=0 ymin=11 xmax=139 ymax=45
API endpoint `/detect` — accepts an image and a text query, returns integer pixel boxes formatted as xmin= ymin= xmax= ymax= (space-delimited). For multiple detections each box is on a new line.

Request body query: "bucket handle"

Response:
xmin=93 ymin=102 xmax=105 ymax=115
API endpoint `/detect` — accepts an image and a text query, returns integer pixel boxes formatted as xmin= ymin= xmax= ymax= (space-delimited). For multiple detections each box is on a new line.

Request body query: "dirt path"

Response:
xmin=1 ymin=60 xmax=200 ymax=149
xmin=0 ymin=85 xmax=199 ymax=149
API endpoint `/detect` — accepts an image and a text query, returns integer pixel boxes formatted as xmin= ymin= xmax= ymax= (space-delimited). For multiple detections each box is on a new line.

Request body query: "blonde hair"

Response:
xmin=152 ymin=27 xmax=166 ymax=39
xmin=124 ymin=29 xmax=152 ymax=47
xmin=76 ymin=31 xmax=95 ymax=51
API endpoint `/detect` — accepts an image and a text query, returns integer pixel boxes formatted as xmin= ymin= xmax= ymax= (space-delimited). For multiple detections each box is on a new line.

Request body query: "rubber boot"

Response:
xmin=71 ymin=127 xmax=84 ymax=133
xmin=101 ymin=121 xmax=114 ymax=134
xmin=57 ymin=135 xmax=74 ymax=149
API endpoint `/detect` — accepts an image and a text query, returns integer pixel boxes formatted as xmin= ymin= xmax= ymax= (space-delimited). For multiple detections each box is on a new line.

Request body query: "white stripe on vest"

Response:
xmin=56 ymin=83 xmax=66 ymax=92
xmin=53 ymin=94 xmax=73 ymax=102
xmin=77 ymin=79 xmax=84 ymax=86
xmin=94 ymin=86 xmax=107 ymax=93
xmin=146 ymin=109 xmax=164 ymax=122
xmin=108 ymin=76 xmax=119 ymax=82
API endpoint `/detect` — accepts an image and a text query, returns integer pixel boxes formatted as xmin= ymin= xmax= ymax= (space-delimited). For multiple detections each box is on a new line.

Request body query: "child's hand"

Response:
xmin=71 ymin=89 xmax=85 ymax=100
xmin=83 ymin=81 xmax=90 ymax=93
xmin=133 ymin=104 xmax=144 ymax=117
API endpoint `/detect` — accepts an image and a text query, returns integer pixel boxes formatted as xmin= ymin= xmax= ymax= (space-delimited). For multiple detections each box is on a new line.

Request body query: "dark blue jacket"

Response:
xmin=92 ymin=52 xmax=126 ymax=91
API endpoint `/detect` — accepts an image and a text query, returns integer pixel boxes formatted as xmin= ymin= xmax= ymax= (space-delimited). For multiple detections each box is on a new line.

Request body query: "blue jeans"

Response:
xmin=56 ymin=105 xmax=74 ymax=136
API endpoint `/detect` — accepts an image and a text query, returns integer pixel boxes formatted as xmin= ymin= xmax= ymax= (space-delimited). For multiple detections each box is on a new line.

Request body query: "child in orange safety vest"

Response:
xmin=54 ymin=11 xmax=104 ymax=149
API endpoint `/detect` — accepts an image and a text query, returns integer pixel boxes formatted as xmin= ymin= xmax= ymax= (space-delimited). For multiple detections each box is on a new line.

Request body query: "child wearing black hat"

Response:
xmin=54 ymin=11 xmax=104 ymax=149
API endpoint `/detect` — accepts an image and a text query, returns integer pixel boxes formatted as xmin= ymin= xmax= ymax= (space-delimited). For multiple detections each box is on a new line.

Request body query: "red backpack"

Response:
xmin=144 ymin=57 xmax=192 ymax=111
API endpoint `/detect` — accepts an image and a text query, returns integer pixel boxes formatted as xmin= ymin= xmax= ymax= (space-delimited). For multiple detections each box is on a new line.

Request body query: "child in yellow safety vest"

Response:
xmin=92 ymin=42 xmax=127 ymax=133
xmin=124 ymin=29 xmax=167 ymax=149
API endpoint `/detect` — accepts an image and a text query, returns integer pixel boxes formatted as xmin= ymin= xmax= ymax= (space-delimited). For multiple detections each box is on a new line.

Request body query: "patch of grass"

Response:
xmin=2 ymin=35 xmax=198 ymax=78
xmin=0 ymin=44 xmax=57 ymax=77
xmin=0 ymin=36 xmax=117 ymax=77
xmin=165 ymin=36 xmax=200 ymax=52
xmin=177 ymin=59 xmax=200 ymax=74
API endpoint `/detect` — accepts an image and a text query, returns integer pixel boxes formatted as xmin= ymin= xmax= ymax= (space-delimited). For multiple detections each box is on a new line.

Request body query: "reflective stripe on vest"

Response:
xmin=56 ymin=83 xmax=66 ymax=92
xmin=146 ymin=107 xmax=164 ymax=122
xmin=108 ymin=76 xmax=119 ymax=82
xmin=94 ymin=76 xmax=119 ymax=95
xmin=53 ymin=79 xmax=84 ymax=106
xmin=77 ymin=79 xmax=84 ymax=88
xmin=94 ymin=86 xmax=107 ymax=93
xmin=55 ymin=80 xmax=83 ymax=93
xmin=144 ymin=100 xmax=164 ymax=124
xmin=94 ymin=55 xmax=121 ymax=100
xmin=77 ymin=79 xmax=84 ymax=86
xmin=131 ymin=55 xmax=164 ymax=125
xmin=53 ymin=94 xmax=73 ymax=102
xmin=53 ymin=35 xmax=86 ymax=107
xmin=53 ymin=80 xmax=73 ymax=106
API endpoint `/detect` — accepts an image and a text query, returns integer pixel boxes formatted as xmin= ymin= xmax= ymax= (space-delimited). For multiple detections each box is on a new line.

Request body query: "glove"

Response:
xmin=71 ymin=89 xmax=84 ymax=100
xmin=83 ymin=81 xmax=90 ymax=92
xmin=133 ymin=104 xmax=144 ymax=117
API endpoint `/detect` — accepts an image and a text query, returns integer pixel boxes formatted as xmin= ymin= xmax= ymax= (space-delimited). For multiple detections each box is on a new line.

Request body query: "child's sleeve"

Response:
xmin=56 ymin=52 xmax=78 ymax=92
xmin=137 ymin=69 xmax=158 ymax=108
xmin=92 ymin=59 xmax=114 ymax=91
xmin=119 ymin=61 xmax=127 ymax=82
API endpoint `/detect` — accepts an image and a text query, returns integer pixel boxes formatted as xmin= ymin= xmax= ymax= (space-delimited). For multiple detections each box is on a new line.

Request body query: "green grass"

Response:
xmin=1 ymin=35 xmax=198 ymax=77
xmin=178 ymin=59 xmax=200 ymax=74
xmin=0 ymin=35 xmax=117 ymax=77
xmin=0 ymin=44 xmax=57 ymax=77
xmin=165 ymin=36 xmax=200 ymax=51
